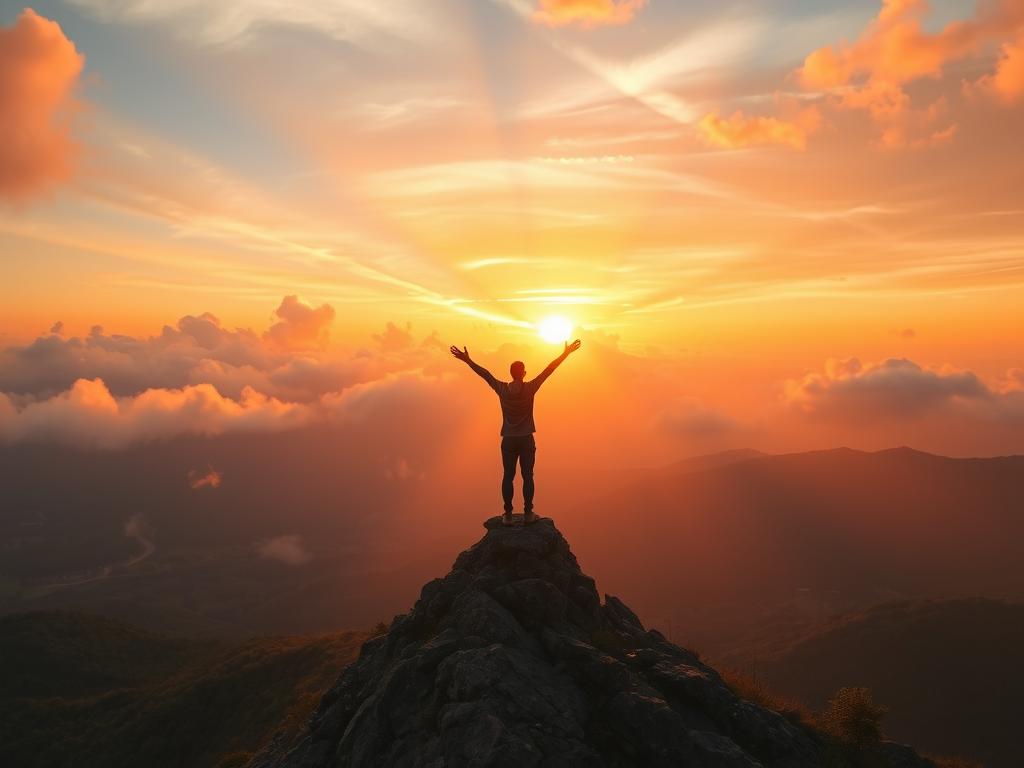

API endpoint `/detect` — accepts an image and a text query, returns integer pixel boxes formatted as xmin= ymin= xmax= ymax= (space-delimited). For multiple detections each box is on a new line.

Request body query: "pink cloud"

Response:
xmin=323 ymin=371 xmax=464 ymax=430
xmin=699 ymin=1 xmax=1024 ymax=152
xmin=533 ymin=0 xmax=646 ymax=28
xmin=797 ymin=0 xmax=1024 ymax=148
xmin=373 ymin=321 xmax=414 ymax=352
xmin=0 ymin=378 xmax=314 ymax=448
xmin=784 ymin=357 xmax=994 ymax=420
xmin=263 ymin=295 xmax=335 ymax=350
xmin=188 ymin=467 xmax=222 ymax=490
xmin=256 ymin=534 xmax=311 ymax=566
xmin=0 ymin=296 xmax=373 ymax=401
xmin=972 ymin=33 xmax=1024 ymax=103
xmin=0 ymin=8 xmax=84 ymax=202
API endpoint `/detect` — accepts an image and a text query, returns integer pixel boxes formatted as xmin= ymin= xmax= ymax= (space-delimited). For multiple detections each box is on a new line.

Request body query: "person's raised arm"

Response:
xmin=450 ymin=345 xmax=499 ymax=388
xmin=531 ymin=339 xmax=581 ymax=388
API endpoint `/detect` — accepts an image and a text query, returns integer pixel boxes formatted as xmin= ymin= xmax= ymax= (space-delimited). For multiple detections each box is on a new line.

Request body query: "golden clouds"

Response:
xmin=699 ymin=0 xmax=1024 ymax=151
xmin=0 ymin=9 xmax=84 ymax=201
xmin=533 ymin=0 xmax=646 ymax=28
xmin=263 ymin=295 xmax=336 ymax=350
xmin=0 ymin=378 xmax=313 ymax=448
xmin=188 ymin=467 xmax=223 ymax=490
xmin=698 ymin=107 xmax=821 ymax=150
xmin=797 ymin=0 xmax=1024 ymax=148
xmin=975 ymin=34 xmax=1024 ymax=103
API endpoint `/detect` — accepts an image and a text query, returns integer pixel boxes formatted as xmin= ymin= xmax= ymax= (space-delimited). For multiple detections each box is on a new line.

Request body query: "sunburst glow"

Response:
xmin=538 ymin=315 xmax=573 ymax=343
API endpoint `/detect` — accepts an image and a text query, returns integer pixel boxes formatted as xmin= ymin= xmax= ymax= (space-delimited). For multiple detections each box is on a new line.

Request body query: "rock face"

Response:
xmin=251 ymin=517 xmax=933 ymax=768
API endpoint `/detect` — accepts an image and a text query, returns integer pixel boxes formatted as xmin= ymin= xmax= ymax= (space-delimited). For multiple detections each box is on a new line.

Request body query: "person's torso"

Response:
xmin=495 ymin=379 xmax=539 ymax=435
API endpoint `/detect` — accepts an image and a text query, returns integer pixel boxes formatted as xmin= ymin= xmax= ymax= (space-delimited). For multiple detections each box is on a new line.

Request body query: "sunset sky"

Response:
xmin=2 ymin=0 xmax=1023 ymax=462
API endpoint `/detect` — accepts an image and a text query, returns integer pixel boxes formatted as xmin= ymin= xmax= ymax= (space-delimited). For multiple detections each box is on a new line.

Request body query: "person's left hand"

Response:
xmin=450 ymin=345 xmax=470 ymax=362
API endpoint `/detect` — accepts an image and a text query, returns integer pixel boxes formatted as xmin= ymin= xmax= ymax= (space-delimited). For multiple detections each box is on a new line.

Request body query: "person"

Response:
xmin=450 ymin=339 xmax=582 ymax=525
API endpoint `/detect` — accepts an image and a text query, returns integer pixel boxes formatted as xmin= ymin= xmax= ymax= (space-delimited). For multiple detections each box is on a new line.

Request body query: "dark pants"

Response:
xmin=501 ymin=434 xmax=536 ymax=513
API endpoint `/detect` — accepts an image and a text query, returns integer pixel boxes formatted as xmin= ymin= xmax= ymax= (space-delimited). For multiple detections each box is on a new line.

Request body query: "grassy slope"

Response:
xmin=752 ymin=598 xmax=1024 ymax=768
xmin=0 ymin=611 xmax=370 ymax=768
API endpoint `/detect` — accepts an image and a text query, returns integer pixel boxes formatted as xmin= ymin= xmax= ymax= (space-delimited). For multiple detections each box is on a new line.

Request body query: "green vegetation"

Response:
xmin=724 ymin=672 xmax=978 ymax=768
xmin=821 ymin=687 xmax=887 ymax=748
xmin=750 ymin=597 xmax=1024 ymax=767
xmin=0 ymin=611 xmax=370 ymax=768
xmin=720 ymin=668 xmax=811 ymax=729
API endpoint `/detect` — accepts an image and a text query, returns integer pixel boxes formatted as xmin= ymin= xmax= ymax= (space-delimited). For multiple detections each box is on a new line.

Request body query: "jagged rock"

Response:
xmin=250 ymin=517 xmax=936 ymax=768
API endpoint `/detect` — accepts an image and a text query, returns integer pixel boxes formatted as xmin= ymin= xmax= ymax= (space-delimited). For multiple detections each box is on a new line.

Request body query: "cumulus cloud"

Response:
xmin=324 ymin=371 xmax=462 ymax=429
xmin=188 ymin=467 xmax=222 ymax=490
xmin=256 ymin=534 xmax=312 ymax=566
xmin=533 ymin=0 xmax=646 ymax=28
xmin=0 ymin=9 xmax=84 ymax=201
xmin=0 ymin=297 xmax=467 ymax=448
xmin=971 ymin=32 xmax=1024 ymax=103
xmin=0 ymin=296 xmax=362 ymax=401
xmin=0 ymin=378 xmax=313 ymax=448
xmin=784 ymin=357 xmax=996 ymax=420
xmin=696 ymin=0 xmax=1024 ymax=151
xmin=698 ymin=107 xmax=821 ymax=150
xmin=373 ymin=321 xmax=414 ymax=352
xmin=421 ymin=330 xmax=444 ymax=350
xmin=263 ymin=295 xmax=335 ymax=350
xmin=797 ymin=0 xmax=1024 ymax=147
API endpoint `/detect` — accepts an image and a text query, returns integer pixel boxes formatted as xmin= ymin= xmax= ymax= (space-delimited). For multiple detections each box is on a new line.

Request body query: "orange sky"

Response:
xmin=1 ymin=1 xmax=1023 ymax=460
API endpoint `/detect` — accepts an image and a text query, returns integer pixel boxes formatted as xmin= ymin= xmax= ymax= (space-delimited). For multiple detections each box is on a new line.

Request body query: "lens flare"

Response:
xmin=538 ymin=315 xmax=573 ymax=343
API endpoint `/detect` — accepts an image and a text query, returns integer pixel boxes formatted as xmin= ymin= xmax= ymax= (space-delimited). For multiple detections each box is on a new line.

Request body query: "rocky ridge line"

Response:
xmin=252 ymin=516 xmax=935 ymax=768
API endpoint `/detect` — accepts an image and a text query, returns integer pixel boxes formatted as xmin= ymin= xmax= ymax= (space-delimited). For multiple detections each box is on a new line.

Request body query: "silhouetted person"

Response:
xmin=451 ymin=339 xmax=582 ymax=525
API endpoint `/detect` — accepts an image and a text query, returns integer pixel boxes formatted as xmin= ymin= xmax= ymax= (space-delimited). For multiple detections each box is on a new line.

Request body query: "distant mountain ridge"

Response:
xmin=559 ymin=445 xmax=1024 ymax=652
xmin=0 ymin=611 xmax=369 ymax=768
xmin=5 ymin=442 xmax=1022 ymax=645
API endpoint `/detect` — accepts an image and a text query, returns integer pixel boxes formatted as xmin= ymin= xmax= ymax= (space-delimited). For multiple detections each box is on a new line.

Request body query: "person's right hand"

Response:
xmin=450 ymin=345 xmax=470 ymax=362
xmin=565 ymin=339 xmax=581 ymax=355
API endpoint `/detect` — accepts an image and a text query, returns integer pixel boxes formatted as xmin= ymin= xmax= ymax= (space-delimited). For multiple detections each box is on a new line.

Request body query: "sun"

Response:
xmin=537 ymin=315 xmax=573 ymax=344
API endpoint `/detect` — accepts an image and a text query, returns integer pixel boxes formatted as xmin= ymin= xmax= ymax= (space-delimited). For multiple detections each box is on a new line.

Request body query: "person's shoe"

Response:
xmin=523 ymin=509 xmax=538 ymax=525
xmin=502 ymin=512 xmax=514 ymax=526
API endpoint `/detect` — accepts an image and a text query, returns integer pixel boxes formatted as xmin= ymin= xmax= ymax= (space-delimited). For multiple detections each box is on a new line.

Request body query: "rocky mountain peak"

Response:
xmin=252 ymin=516 xmax=934 ymax=768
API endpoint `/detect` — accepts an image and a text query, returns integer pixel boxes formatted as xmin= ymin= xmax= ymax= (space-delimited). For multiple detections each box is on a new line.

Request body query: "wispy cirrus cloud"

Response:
xmin=68 ymin=0 xmax=439 ymax=47
xmin=523 ymin=18 xmax=760 ymax=125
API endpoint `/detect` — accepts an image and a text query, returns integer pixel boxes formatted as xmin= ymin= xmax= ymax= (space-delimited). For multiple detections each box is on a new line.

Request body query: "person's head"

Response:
xmin=510 ymin=360 xmax=526 ymax=381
